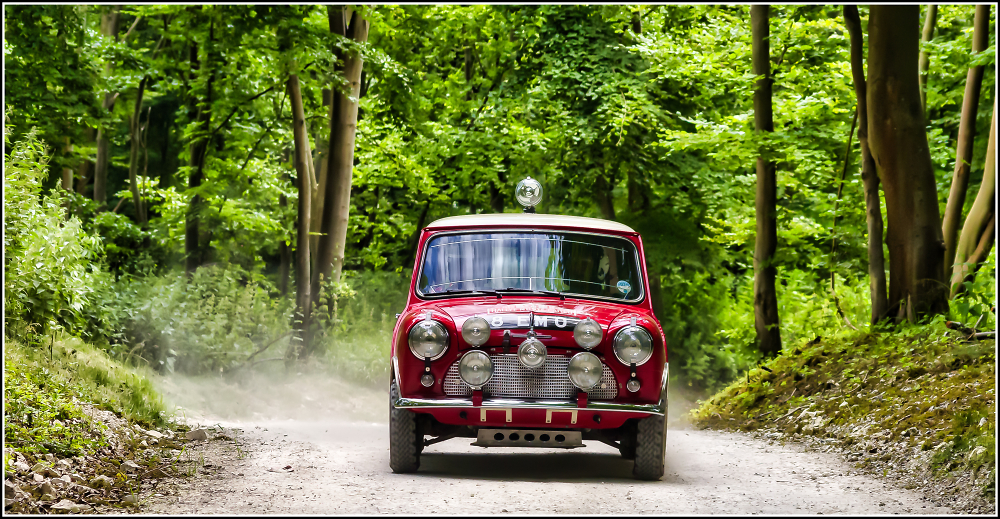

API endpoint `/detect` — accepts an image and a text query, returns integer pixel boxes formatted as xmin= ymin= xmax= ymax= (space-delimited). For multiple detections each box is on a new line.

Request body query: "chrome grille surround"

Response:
xmin=443 ymin=353 xmax=618 ymax=400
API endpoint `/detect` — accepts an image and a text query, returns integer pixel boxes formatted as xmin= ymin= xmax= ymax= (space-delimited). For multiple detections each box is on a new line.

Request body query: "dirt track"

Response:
xmin=144 ymin=373 xmax=954 ymax=514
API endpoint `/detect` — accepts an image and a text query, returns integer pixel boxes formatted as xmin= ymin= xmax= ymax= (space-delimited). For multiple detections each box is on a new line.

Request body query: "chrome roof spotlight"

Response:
xmin=515 ymin=176 xmax=543 ymax=213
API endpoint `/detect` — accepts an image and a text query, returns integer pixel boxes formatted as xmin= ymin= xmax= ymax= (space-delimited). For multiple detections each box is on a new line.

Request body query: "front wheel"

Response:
xmin=389 ymin=381 xmax=421 ymax=473
xmin=632 ymin=414 xmax=666 ymax=480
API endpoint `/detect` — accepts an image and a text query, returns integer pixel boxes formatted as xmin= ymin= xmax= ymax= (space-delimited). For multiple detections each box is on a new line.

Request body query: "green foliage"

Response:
xmin=3 ymin=127 xmax=111 ymax=341
xmin=4 ymin=4 xmax=995 ymax=397
xmin=3 ymin=5 xmax=103 ymax=161
xmin=312 ymin=270 xmax=411 ymax=385
xmin=691 ymin=322 xmax=995 ymax=496
xmin=949 ymin=248 xmax=996 ymax=329
xmin=108 ymin=265 xmax=294 ymax=375
xmin=4 ymin=335 xmax=166 ymax=460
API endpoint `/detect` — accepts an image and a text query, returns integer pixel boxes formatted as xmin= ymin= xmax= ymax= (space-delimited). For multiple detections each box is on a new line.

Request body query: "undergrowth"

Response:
xmin=4 ymin=335 xmax=167 ymax=463
xmin=690 ymin=319 xmax=996 ymax=499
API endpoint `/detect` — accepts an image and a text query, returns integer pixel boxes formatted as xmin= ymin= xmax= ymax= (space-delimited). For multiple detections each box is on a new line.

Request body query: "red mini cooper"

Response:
xmin=389 ymin=178 xmax=668 ymax=480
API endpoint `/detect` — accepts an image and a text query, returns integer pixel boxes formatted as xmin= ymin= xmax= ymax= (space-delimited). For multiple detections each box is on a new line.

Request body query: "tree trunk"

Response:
xmin=127 ymin=77 xmax=148 ymax=223
xmin=941 ymin=4 xmax=990 ymax=274
xmin=867 ymin=5 xmax=947 ymax=322
xmin=61 ymin=137 xmax=74 ymax=191
xmin=93 ymin=6 xmax=120 ymax=208
xmin=843 ymin=5 xmax=889 ymax=325
xmin=918 ymin=5 xmax=937 ymax=115
xmin=185 ymin=27 xmax=214 ymax=275
xmin=314 ymin=7 xmax=369 ymax=297
xmin=75 ymin=127 xmax=94 ymax=195
xmin=288 ymin=73 xmax=314 ymax=363
xmin=464 ymin=35 xmax=473 ymax=101
xmin=310 ymin=97 xmax=333 ymax=266
xmin=593 ymin=174 xmax=617 ymax=221
xmin=627 ymin=167 xmax=650 ymax=213
xmin=750 ymin=5 xmax=781 ymax=357
xmin=950 ymin=98 xmax=996 ymax=298
xmin=279 ymin=191 xmax=291 ymax=296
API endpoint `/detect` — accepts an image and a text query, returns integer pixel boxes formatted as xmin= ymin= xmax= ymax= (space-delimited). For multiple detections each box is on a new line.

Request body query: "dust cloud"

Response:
xmin=153 ymin=367 xmax=388 ymax=429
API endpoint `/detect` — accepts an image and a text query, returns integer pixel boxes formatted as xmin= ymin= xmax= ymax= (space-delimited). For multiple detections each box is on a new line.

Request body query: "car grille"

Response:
xmin=443 ymin=353 xmax=618 ymax=400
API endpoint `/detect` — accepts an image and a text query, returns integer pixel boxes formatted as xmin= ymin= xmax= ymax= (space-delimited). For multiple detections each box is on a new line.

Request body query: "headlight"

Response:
xmin=461 ymin=316 xmax=491 ymax=346
xmin=567 ymin=352 xmax=603 ymax=390
xmin=408 ymin=319 xmax=449 ymax=360
xmin=459 ymin=350 xmax=493 ymax=388
xmin=517 ymin=337 xmax=547 ymax=369
xmin=613 ymin=326 xmax=653 ymax=366
xmin=573 ymin=318 xmax=603 ymax=349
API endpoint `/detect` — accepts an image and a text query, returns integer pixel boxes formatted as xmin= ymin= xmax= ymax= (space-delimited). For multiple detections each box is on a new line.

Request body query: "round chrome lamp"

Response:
xmin=567 ymin=352 xmax=603 ymax=391
xmin=408 ymin=319 xmax=449 ymax=360
xmin=458 ymin=350 xmax=493 ymax=389
xmin=461 ymin=316 xmax=491 ymax=346
xmin=573 ymin=318 xmax=603 ymax=349
xmin=515 ymin=177 xmax=543 ymax=213
xmin=517 ymin=337 xmax=547 ymax=369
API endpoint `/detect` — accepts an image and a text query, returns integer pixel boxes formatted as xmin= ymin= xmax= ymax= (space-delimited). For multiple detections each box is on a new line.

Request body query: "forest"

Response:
xmin=4 ymin=4 xmax=996 ymax=395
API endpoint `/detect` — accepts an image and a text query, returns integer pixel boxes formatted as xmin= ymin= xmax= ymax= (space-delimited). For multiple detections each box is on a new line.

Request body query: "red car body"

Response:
xmin=389 ymin=213 xmax=669 ymax=479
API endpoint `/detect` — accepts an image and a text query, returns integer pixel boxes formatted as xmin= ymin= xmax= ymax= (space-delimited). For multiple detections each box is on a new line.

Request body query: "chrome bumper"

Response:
xmin=393 ymin=362 xmax=668 ymax=416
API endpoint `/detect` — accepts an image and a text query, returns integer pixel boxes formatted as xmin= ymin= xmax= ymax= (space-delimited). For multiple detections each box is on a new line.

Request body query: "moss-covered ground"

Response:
xmin=690 ymin=321 xmax=995 ymax=511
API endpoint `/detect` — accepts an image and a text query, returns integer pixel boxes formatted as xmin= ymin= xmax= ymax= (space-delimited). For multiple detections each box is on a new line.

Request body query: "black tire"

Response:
xmin=389 ymin=381 xmax=421 ymax=473
xmin=618 ymin=421 xmax=636 ymax=460
xmin=633 ymin=414 xmax=666 ymax=480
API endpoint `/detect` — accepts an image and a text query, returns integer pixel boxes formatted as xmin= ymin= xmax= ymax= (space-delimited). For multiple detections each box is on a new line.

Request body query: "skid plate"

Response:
xmin=471 ymin=429 xmax=584 ymax=449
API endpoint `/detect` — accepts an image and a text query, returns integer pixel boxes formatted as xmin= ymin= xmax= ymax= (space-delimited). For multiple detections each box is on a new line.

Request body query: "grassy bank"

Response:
xmin=4 ymin=336 xmax=167 ymax=459
xmin=2 ymin=335 xmax=199 ymax=513
xmin=689 ymin=321 xmax=996 ymax=512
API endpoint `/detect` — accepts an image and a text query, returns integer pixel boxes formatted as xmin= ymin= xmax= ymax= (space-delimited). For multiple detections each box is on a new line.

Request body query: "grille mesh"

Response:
xmin=443 ymin=353 xmax=618 ymax=400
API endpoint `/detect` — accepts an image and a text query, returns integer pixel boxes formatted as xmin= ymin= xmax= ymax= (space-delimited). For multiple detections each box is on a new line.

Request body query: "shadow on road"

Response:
xmin=415 ymin=448 xmax=683 ymax=484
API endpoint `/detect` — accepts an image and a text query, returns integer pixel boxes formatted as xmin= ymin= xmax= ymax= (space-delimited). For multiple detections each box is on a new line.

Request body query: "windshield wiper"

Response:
xmin=436 ymin=289 xmax=501 ymax=297
xmin=496 ymin=287 xmax=566 ymax=300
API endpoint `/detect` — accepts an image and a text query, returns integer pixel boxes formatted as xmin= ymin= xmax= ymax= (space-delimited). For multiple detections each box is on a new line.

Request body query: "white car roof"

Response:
xmin=424 ymin=213 xmax=637 ymax=233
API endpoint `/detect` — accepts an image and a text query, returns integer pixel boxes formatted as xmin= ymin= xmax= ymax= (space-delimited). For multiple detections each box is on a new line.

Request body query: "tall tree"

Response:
xmin=917 ymin=5 xmax=937 ymax=115
xmin=843 ymin=5 xmax=889 ymax=325
xmin=60 ymin=138 xmax=74 ymax=191
xmin=287 ymin=72 xmax=314 ymax=363
xmin=750 ymin=5 xmax=781 ymax=356
xmin=941 ymin=4 xmax=990 ymax=274
xmin=93 ymin=6 xmax=121 ymax=208
xmin=950 ymin=98 xmax=996 ymax=298
xmin=314 ymin=7 xmax=370 ymax=294
xmin=866 ymin=5 xmax=947 ymax=322
xmin=185 ymin=17 xmax=216 ymax=274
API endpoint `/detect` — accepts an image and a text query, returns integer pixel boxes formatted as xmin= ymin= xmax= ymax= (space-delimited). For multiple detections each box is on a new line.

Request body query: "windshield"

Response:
xmin=417 ymin=232 xmax=643 ymax=302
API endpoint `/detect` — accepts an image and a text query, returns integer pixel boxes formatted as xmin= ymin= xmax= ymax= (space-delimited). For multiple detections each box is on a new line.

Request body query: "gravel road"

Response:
xmin=145 ymin=372 xmax=954 ymax=514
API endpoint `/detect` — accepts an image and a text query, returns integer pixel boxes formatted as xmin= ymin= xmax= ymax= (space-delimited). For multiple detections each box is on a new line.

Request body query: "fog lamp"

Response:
xmin=408 ymin=319 xmax=449 ymax=360
xmin=613 ymin=326 xmax=653 ymax=366
xmin=458 ymin=350 xmax=493 ymax=389
xmin=462 ymin=316 xmax=491 ymax=346
xmin=567 ymin=352 xmax=603 ymax=390
xmin=515 ymin=177 xmax=543 ymax=211
xmin=573 ymin=318 xmax=603 ymax=350
xmin=517 ymin=337 xmax=547 ymax=369
xmin=420 ymin=373 xmax=435 ymax=387
xmin=626 ymin=379 xmax=641 ymax=393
